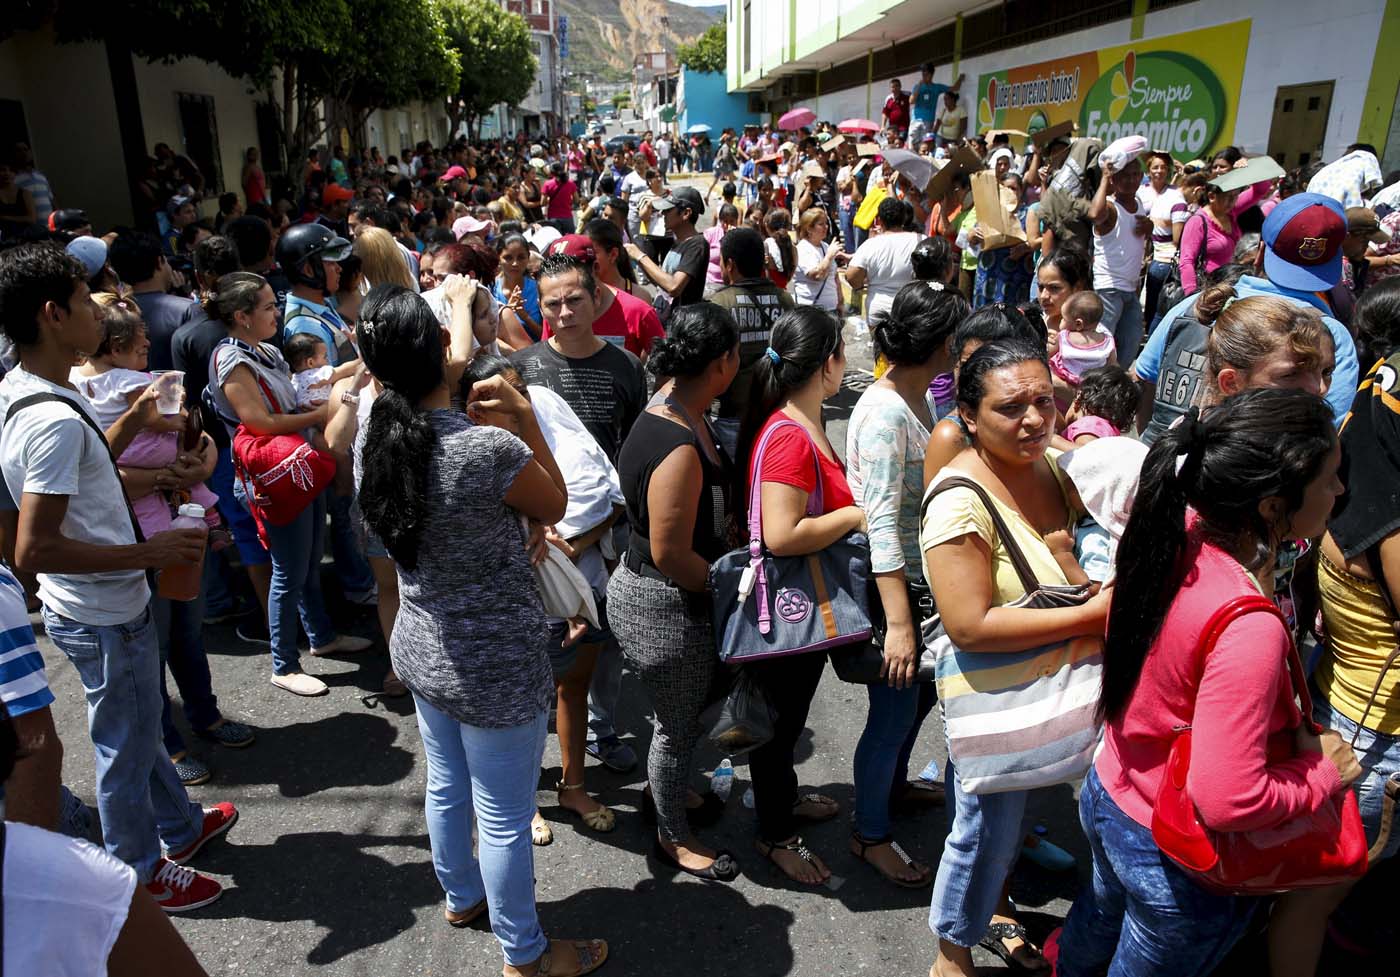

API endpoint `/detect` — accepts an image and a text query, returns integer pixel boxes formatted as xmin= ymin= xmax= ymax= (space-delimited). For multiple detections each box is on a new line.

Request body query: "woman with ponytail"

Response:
xmin=206 ymin=271 xmax=369 ymax=697
xmin=609 ymin=302 xmax=742 ymax=882
xmin=846 ymin=282 xmax=968 ymax=889
xmin=734 ymin=306 xmax=867 ymax=886
xmin=1058 ymin=389 xmax=1357 ymax=977
xmin=354 ymin=285 xmax=607 ymax=976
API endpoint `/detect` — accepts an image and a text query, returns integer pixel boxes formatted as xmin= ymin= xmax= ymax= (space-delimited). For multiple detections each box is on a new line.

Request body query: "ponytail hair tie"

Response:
xmin=1174 ymin=407 xmax=1208 ymax=480
xmin=1221 ymin=295 xmax=1239 ymax=314
xmin=765 ymin=347 xmax=781 ymax=366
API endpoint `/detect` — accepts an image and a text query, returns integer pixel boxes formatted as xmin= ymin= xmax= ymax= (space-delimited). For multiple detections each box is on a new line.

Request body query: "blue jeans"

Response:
xmin=327 ymin=488 xmax=375 ymax=599
xmin=1058 ymin=767 xmax=1258 ymax=977
xmin=854 ymin=680 xmax=938 ymax=839
xmin=414 ymin=694 xmax=549 ymax=966
xmin=1143 ymin=260 xmax=1174 ymax=328
xmin=211 ymin=444 xmax=268 ymax=567
xmin=1313 ymin=687 xmax=1400 ymax=863
xmin=929 ymin=759 xmax=1036 ymax=947
xmin=153 ymin=593 xmax=221 ymax=757
xmin=1098 ymin=288 xmax=1145 ymax=366
xmin=42 ymin=605 xmax=204 ymax=883
xmin=263 ymin=493 xmax=335 ymax=674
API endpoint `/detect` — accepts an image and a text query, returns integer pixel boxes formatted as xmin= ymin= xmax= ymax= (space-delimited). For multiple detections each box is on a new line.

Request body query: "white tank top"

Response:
xmin=1092 ymin=197 xmax=1146 ymax=292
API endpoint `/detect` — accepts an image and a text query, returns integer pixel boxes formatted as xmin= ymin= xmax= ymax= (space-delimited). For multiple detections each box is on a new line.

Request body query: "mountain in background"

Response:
xmin=559 ymin=0 xmax=723 ymax=82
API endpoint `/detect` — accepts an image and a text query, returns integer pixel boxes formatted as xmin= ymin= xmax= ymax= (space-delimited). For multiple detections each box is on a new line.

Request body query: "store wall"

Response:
xmin=679 ymin=69 xmax=761 ymax=135
xmin=811 ymin=0 xmax=1386 ymax=163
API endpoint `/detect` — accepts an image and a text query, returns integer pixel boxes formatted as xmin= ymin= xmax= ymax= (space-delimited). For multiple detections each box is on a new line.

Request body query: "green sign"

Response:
xmin=1079 ymin=50 xmax=1228 ymax=157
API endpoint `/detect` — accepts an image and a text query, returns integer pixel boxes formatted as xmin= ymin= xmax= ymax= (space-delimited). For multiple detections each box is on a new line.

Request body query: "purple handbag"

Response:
xmin=708 ymin=419 xmax=873 ymax=663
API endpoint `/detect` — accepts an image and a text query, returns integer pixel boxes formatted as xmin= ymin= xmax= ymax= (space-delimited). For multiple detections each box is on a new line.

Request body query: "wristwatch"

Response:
xmin=340 ymin=391 xmax=360 ymax=406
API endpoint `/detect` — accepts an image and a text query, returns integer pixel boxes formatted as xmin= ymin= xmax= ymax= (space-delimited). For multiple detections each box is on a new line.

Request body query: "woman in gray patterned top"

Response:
xmin=354 ymin=284 xmax=609 ymax=977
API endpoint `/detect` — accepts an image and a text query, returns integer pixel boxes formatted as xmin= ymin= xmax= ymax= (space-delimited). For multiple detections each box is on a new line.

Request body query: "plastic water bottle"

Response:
xmin=157 ymin=504 xmax=207 ymax=602
xmin=711 ymin=758 xmax=734 ymax=801
xmin=742 ymin=786 xmax=755 ymax=809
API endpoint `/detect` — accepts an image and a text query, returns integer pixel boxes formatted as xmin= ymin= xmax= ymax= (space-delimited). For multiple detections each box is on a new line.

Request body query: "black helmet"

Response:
xmin=275 ymin=222 xmax=352 ymax=292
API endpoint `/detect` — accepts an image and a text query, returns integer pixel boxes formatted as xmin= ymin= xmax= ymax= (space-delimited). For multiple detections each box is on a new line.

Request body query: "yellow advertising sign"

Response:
xmin=976 ymin=20 xmax=1251 ymax=158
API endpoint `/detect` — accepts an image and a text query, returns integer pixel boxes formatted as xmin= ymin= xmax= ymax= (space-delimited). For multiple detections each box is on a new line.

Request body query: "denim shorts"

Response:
xmin=545 ymin=591 xmax=611 ymax=680
xmin=1313 ymin=686 xmax=1400 ymax=863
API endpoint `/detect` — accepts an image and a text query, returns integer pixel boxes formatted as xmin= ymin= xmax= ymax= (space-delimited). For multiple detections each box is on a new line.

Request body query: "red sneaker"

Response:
xmin=164 ymin=802 xmax=239 ymax=865
xmin=145 ymin=858 xmax=224 ymax=913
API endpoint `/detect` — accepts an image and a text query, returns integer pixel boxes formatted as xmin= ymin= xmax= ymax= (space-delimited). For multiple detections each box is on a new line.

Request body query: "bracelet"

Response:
xmin=340 ymin=391 xmax=360 ymax=406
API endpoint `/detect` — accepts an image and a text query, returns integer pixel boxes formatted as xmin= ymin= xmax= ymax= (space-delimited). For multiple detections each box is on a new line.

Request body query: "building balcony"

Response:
xmin=503 ymin=0 xmax=552 ymax=33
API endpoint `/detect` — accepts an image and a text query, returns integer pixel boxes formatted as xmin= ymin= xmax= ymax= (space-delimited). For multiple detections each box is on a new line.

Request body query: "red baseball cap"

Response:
xmin=1261 ymin=193 xmax=1346 ymax=291
xmin=546 ymin=234 xmax=596 ymax=263
xmin=322 ymin=183 xmax=354 ymax=205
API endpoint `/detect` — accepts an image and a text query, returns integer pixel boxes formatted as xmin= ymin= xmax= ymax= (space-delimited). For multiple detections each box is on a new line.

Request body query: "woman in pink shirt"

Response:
xmin=702 ymin=203 xmax=740 ymax=298
xmin=1057 ymin=388 xmax=1356 ymax=977
xmin=1177 ymin=176 xmax=1274 ymax=294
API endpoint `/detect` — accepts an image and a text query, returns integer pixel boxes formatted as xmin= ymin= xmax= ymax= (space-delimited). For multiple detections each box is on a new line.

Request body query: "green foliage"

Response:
xmin=676 ymin=22 xmax=725 ymax=74
xmin=611 ymin=92 xmax=630 ymax=109
xmin=438 ymin=0 xmax=537 ymax=138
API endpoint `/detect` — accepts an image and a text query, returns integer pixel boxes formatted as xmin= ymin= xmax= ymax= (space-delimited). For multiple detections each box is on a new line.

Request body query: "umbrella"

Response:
xmin=685 ymin=123 xmax=712 ymax=135
xmin=880 ymin=149 xmax=935 ymax=192
xmin=838 ymin=118 xmax=880 ymax=134
xmin=779 ymin=107 xmax=816 ymax=130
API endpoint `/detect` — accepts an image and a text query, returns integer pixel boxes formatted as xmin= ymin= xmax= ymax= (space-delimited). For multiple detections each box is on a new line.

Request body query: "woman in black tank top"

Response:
xmin=608 ymin=303 xmax=742 ymax=881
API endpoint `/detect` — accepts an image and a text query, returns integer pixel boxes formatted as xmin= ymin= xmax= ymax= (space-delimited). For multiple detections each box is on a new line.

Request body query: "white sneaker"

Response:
xmin=310 ymin=634 xmax=373 ymax=657
xmin=270 ymin=672 xmax=329 ymax=696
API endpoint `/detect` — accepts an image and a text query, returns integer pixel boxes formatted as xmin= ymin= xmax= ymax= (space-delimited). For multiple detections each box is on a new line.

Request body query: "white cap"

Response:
xmin=177 ymin=504 xmax=206 ymax=519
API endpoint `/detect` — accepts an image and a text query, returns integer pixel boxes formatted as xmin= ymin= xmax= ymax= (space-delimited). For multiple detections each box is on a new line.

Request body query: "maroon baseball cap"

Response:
xmin=545 ymin=234 xmax=596 ymax=263
xmin=1261 ymin=193 xmax=1346 ymax=291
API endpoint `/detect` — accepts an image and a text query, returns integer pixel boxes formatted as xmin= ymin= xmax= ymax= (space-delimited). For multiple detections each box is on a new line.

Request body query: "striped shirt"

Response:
xmin=0 ymin=566 xmax=51 ymax=718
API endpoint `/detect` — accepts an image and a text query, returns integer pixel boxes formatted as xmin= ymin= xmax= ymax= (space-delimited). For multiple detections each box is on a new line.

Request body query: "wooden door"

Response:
xmin=1267 ymin=82 xmax=1334 ymax=169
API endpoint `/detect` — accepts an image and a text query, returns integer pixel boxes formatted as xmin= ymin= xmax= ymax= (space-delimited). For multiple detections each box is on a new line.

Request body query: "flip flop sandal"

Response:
xmin=791 ymin=792 xmax=840 ymax=822
xmin=849 ymin=833 xmax=932 ymax=889
xmin=534 ymin=938 xmax=609 ymax=977
xmin=557 ymin=782 xmax=617 ymax=832
xmin=901 ymin=779 xmax=948 ymax=805
xmin=978 ymin=921 xmax=1051 ymax=974
xmin=754 ymin=835 xmax=826 ymax=886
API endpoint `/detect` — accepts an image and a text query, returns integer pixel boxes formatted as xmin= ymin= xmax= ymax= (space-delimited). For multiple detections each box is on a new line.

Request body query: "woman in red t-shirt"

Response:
xmin=734 ymin=306 xmax=866 ymax=886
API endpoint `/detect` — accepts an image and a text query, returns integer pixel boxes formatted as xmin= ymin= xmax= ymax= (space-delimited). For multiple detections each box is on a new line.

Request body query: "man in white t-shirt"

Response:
xmin=0 ymin=243 xmax=237 ymax=912
xmin=845 ymin=197 xmax=922 ymax=319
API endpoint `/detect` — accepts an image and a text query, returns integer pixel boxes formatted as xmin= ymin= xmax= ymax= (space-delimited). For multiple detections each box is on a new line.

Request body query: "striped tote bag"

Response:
xmin=921 ymin=477 xmax=1104 ymax=795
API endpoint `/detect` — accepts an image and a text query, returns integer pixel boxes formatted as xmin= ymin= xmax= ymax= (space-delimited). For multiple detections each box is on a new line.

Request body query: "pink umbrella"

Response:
xmin=778 ymin=107 xmax=816 ymax=130
xmin=838 ymin=118 xmax=880 ymax=134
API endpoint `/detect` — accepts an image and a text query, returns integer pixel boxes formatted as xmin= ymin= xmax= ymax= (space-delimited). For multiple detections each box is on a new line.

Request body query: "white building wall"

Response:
xmin=809 ymin=0 xmax=1385 ymax=163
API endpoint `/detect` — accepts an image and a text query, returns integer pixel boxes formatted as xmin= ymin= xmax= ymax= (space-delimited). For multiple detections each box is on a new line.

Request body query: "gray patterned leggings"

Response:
xmin=606 ymin=565 xmax=717 ymax=843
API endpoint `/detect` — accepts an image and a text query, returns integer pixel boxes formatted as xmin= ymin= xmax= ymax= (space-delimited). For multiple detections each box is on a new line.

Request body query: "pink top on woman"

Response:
xmin=1177 ymin=180 xmax=1273 ymax=294
xmin=1095 ymin=534 xmax=1341 ymax=832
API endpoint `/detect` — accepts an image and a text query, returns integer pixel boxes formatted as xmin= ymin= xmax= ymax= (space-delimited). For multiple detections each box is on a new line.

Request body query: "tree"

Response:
xmin=611 ymin=93 xmax=631 ymax=110
xmin=438 ymin=0 xmax=536 ymax=142
xmin=676 ymin=23 xmax=725 ymax=75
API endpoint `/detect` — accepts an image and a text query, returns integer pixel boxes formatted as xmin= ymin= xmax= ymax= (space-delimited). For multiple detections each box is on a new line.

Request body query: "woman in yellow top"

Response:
xmin=1306 ymin=278 xmax=1400 ymax=969
xmin=921 ymin=339 xmax=1110 ymax=977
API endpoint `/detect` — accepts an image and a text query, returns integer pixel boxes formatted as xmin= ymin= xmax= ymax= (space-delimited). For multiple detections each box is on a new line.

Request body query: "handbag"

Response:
xmin=1151 ymin=593 xmax=1369 ymax=894
xmin=1155 ymin=211 xmax=1210 ymax=316
xmin=215 ymin=341 xmax=335 ymax=544
xmin=830 ymin=577 xmax=936 ymax=684
xmin=922 ymin=475 xmax=1104 ymax=795
xmin=708 ymin=419 xmax=873 ymax=663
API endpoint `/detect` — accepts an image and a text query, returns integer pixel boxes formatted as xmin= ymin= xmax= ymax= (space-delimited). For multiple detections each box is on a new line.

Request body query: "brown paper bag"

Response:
xmin=972 ymin=170 xmax=1026 ymax=251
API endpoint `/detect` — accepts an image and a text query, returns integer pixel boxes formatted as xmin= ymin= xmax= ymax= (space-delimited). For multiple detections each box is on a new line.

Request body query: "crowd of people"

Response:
xmin=0 ymin=102 xmax=1399 ymax=977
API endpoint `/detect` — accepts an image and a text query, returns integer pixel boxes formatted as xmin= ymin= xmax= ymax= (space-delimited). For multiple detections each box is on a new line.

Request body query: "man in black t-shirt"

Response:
xmin=624 ymin=186 xmax=709 ymax=326
xmin=510 ymin=254 xmax=647 ymax=779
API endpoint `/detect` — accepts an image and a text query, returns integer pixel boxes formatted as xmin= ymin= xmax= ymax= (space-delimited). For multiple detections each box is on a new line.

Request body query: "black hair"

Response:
xmin=495 ymin=232 xmax=530 ymax=256
xmin=351 ymin=201 xmax=389 ymax=226
xmin=193 ymin=234 xmax=241 ymax=280
xmin=718 ymin=203 xmax=740 ymax=225
xmin=952 ymin=303 xmax=1042 ymax=364
xmin=218 ymin=192 xmax=239 ymax=215
xmin=1017 ymin=301 xmax=1048 ymax=347
xmin=356 ymin=285 xmax=446 ymax=572
xmin=720 ymin=226 xmax=766 ymax=279
xmin=1346 ymin=143 xmax=1378 ymax=157
xmin=1040 ymin=245 xmax=1091 ymax=291
xmin=181 ymin=220 xmax=214 ymax=249
xmin=722 ymin=182 xmax=737 ymax=200
xmin=411 ymin=210 xmax=435 ymax=235
xmin=597 ymin=174 xmax=616 ymax=195
xmin=764 ymin=209 xmax=795 ymax=276
xmin=1213 ymin=146 xmax=1243 ymax=167
xmin=92 ymin=295 xmax=144 ymax=358
xmin=1102 ymin=389 xmax=1336 ymax=723
xmin=956 ymin=339 xmax=1049 ymax=412
xmin=107 ymin=230 xmax=164 ymax=284
xmin=1073 ymin=365 xmax=1138 ymax=431
xmin=550 ymin=161 xmax=566 ymax=178
xmin=871 ymin=281 xmax=970 ymax=367
xmin=911 ymin=236 xmax=954 ymax=282
xmin=584 ymin=218 xmax=635 ymax=284
xmin=283 ymin=332 xmax=326 ymax=371
xmin=202 ymin=271 xmax=268 ymax=325
xmin=733 ymin=306 xmax=843 ymax=526
xmin=536 ymin=252 xmax=596 ymax=296
xmin=1353 ymin=275 xmax=1400 ymax=369
xmin=876 ymin=197 xmax=905 ymax=230
xmin=647 ymin=302 xmax=739 ymax=379
xmin=223 ymin=215 xmax=274 ymax=271
xmin=0 ymin=242 xmax=87 ymax=346
xmin=461 ymin=352 xmax=516 ymax=390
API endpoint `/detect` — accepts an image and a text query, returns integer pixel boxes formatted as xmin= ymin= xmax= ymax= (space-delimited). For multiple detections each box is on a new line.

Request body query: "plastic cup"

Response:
xmin=149 ymin=370 xmax=185 ymax=415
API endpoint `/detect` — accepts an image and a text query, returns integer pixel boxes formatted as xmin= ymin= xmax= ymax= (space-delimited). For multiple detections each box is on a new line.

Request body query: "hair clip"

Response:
xmin=1221 ymin=295 xmax=1239 ymax=313
xmin=926 ymin=281 xmax=945 ymax=291
xmin=765 ymin=347 xmax=781 ymax=366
